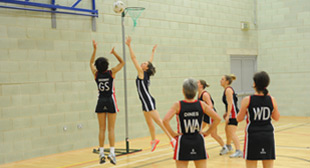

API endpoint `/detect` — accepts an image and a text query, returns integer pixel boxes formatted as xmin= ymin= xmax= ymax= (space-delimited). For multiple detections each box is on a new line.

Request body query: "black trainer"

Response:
xmin=99 ymin=155 xmax=106 ymax=164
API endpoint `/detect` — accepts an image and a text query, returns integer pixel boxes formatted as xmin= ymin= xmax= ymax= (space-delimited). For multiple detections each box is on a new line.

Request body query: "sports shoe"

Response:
xmin=219 ymin=146 xmax=229 ymax=155
xmin=170 ymin=139 xmax=176 ymax=150
xmin=99 ymin=154 xmax=106 ymax=164
xmin=151 ymin=139 xmax=160 ymax=152
xmin=108 ymin=154 xmax=116 ymax=165
xmin=229 ymin=150 xmax=243 ymax=158
xmin=226 ymin=144 xmax=233 ymax=151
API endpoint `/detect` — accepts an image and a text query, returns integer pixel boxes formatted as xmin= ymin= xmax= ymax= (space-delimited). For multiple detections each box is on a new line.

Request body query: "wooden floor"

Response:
xmin=1 ymin=116 xmax=309 ymax=168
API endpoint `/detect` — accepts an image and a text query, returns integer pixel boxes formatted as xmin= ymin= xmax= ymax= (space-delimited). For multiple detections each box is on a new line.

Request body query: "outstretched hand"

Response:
xmin=92 ymin=40 xmax=97 ymax=50
xmin=126 ymin=36 xmax=132 ymax=46
xmin=152 ymin=44 xmax=158 ymax=52
xmin=110 ymin=47 xmax=115 ymax=54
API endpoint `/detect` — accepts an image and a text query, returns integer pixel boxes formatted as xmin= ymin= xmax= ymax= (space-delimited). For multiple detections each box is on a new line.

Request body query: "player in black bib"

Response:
xmin=126 ymin=36 xmax=174 ymax=152
xmin=220 ymin=74 xmax=242 ymax=157
xmin=90 ymin=40 xmax=124 ymax=165
xmin=163 ymin=78 xmax=221 ymax=168
xmin=197 ymin=79 xmax=226 ymax=155
xmin=237 ymin=71 xmax=280 ymax=168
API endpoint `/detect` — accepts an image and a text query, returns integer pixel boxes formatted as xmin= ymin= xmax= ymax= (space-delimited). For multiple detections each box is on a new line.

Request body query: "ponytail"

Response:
xmin=199 ymin=79 xmax=210 ymax=89
xmin=253 ymin=71 xmax=270 ymax=96
xmin=225 ymin=74 xmax=236 ymax=85
xmin=263 ymin=88 xmax=269 ymax=96
xmin=146 ymin=61 xmax=156 ymax=76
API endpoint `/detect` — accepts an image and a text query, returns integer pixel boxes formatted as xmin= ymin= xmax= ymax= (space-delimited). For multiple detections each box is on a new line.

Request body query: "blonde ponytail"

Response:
xmin=230 ymin=74 xmax=236 ymax=81
xmin=225 ymin=74 xmax=236 ymax=85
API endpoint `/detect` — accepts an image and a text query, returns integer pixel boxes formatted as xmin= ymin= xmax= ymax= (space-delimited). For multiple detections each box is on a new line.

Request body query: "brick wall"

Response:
xmin=257 ymin=0 xmax=310 ymax=116
xmin=1 ymin=0 xmax=258 ymax=163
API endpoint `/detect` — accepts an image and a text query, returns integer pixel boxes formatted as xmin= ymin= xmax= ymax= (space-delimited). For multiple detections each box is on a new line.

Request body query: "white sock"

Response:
xmin=99 ymin=147 xmax=104 ymax=155
xmin=110 ymin=147 xmax=115 ymax=155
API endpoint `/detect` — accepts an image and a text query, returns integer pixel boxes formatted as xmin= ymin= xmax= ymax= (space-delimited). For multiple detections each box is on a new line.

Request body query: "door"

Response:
xmin=230 ymin=55 xmax=257 ymax=108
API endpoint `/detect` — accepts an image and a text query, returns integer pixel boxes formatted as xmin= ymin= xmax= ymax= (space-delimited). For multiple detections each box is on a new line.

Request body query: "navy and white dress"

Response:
xmin=198 ymin=91 xmax=216 ymax=124
xmin=95 ymin=70 xmax=118 ymax=113
xmin=174 ymin=100 xmax=208 ymax=161
xmin=244 ymin=95 xmax=275 ymax=160
xmin=136 ymin=71 xmax=156 ymax=112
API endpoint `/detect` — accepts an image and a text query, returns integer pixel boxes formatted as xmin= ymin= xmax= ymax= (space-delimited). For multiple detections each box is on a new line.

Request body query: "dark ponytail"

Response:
xmin=146 ymin=61 xmax=156 ymax=76
xmin=253 ymin=71 xmax=270 ymax=96
xmin=263 ymin=88 xmax=269 ymax=96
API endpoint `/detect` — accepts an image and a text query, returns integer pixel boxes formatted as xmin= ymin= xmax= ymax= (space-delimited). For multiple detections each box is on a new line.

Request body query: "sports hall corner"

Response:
xmin=0 ymin=0 xmax=309 ymax=168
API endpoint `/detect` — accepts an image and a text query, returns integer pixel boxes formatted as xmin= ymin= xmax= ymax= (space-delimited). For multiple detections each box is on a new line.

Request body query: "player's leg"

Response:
xmin=210 ymin=127 xmax=225 ymax=147
xmin=148 ymin=110 xmax=176 ymax=151
xmin=143 ymin=111 xmax=161 ymax=152
xmin=225 ymin=123 xmax=233 ymax=151
xmin=246 ymin=160 xmax=258 ymax=168
xmin=149 ymin=110 xmax=173 ymax=140
xmin=228 ymin=125 xmax=242 ymax=157
xmin=143 ymin=111 xmax=156 ymax=140
xmin=97 ymin=113 xmax=107 ymax=163
xmin=107 ymin=113 xmax=117 ymax=164
xmin=176 ymin=160 xmax=189 ymax=168
xmin=194 ymin=159 xmax=207 ymax=168
xmin=98 ymin=113 xmax=107 ymax=148
xmin=228 ymin=125 xmax=240 ymax=149
xmin=107 ymin=113 xmax=116 ymax=147
xmin=210 ymin=126 xmax=227 ymax=155
xmin=262 ymin=160 xmax=274 ymax=168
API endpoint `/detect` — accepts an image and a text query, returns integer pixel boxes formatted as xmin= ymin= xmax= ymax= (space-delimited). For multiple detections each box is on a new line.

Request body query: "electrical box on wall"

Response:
xmin=241 ymin=21 xmax=249 ymax=31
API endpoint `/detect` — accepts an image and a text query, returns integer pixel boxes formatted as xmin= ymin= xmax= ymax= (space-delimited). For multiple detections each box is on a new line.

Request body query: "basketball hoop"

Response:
xmin=125 ymin=7 xmax=145 ymax=28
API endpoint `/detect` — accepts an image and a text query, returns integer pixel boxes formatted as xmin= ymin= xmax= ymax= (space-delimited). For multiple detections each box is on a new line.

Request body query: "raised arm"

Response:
xmin=163 ymin=102 xmax=181 ymax=138
xmin=271 ymin=97 xmax=280 ymax=121
xmin=149 ymin=44 xmax=157 ymax=63
xmin=125 ymin=36 xmax=144 ymax=79
xmin=237 ymin=96 xmax=250 ymax=122
xmin=110 ymin=47 xmax=125 ymax=78
xmin=201 ymin=102 xmax=221 ymax=137
xmin=90 ymin=40 xmax=97 ymax=78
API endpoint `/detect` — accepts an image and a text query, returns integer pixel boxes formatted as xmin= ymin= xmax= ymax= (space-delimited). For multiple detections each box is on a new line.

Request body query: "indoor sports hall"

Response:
xmin=0 ymin=0 xmax=309 ymax=168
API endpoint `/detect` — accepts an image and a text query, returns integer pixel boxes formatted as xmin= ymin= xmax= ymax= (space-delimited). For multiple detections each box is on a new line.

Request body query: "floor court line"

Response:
xmin=81 ymin=137 xmax=230 ymax=168
xmin=62 ymin=129 xmax=238 ymax=168
xmin=112 ymin=152 xmax=172 ymax=168
xmin=277 ymin=155 xmax=310 ymax=162
xmin=115 ymin=122 xmax=310 ymax=168
xmin=81 ymin=134 xmax=248 ymax=168
xmin=67 ymin=122 xmax=306 ymax=168
xmin=83 ymin=150 xmax=173 ymax=168
xmin=81 ymin=148 xmax=172 ymax=168
xmin=277 ymin=146 xmax=310 ymax=150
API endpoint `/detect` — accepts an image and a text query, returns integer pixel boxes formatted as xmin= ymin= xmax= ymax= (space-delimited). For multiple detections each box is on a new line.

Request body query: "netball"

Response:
xmin=113 ymin=1 xmax=125 ymax=13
